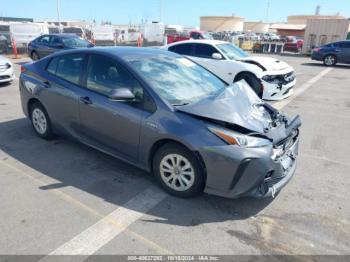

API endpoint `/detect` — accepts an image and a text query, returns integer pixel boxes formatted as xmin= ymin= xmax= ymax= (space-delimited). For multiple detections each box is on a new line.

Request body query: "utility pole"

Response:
xmin=158 ymin=0 xmax=163 ymax=22
xmin=56 ymin=0 xmax=61 ymax=27
xmin=265 ymin=0 xmax=270 ymax=23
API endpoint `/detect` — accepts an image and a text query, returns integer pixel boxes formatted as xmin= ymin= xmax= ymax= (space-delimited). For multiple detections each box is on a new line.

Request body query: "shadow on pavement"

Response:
xmin=0 ymin=118 xmax=273 ymax=227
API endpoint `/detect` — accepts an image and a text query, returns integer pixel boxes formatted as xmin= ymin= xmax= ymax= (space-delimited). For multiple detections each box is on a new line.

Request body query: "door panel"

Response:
xmin=39 ymin=53 xmax=85 ymax=137
xmin=78 ymin=54 xmax=149 ymax=161
xmin=78 ymin=89 xmax=147 ymax=160
xmin=36 ymin=35 xmax=52 ymax=57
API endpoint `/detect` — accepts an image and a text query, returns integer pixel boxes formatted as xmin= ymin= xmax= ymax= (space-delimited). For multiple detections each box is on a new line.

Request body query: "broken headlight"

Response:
xmin=208 ymin=125 xmax=271 ymax=148
xmin=262 ymin=75 xmax=278 ymax=83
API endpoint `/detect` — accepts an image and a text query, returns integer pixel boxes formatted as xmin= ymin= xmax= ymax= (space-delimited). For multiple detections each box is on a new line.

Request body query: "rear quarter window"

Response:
xmin=46 ymin=57 xmax=58 ymax=75
xmin=168 ymin=44 xmax=193 ymax=55
xmin=46 ymin=54 xmax=85 ymax=85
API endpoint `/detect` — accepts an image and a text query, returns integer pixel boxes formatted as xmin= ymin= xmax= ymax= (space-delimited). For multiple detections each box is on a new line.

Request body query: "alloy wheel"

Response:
xmin=159 ymin=154 xmax=195 ymax=191
xmin=32 ymin=108 xmax=47 ymax=135
xmin=324 ymin=55 xmax=335 ymax=66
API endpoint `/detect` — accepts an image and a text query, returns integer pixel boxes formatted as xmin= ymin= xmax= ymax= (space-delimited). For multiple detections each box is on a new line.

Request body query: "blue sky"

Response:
xmin=1 ymin=0 xmax=349 ymax=26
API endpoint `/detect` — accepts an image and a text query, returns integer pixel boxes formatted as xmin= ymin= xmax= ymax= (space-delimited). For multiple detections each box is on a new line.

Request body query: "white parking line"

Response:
xmin=274 ymin=67 xmax=333 ymax=110
xmin=38 ymin=188 xmax=166 ymax=259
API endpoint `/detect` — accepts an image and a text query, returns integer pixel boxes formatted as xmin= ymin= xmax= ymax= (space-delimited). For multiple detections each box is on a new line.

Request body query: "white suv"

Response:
xmin=165 ymin=40 xmax=295 ymax=101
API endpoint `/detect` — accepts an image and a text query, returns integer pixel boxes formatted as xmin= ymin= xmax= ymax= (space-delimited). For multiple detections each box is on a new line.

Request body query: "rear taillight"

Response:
xmin=313 ymin=47 xmax=321 ymax=52
xmin=20 ymin=65 xmax=27 ymax=73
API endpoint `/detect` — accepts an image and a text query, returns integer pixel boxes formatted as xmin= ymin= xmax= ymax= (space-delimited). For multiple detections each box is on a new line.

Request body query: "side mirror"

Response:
xmin=212 ymin=53 xmax=223 ymax=60
xmin=108 ymin=88 xmax=135 ymax=101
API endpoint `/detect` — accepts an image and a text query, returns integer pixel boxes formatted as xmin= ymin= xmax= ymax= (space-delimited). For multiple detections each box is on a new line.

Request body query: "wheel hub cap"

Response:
xmin=32 ymin=108 xmax=47 ymax=135
xmin=160 ymin=154 xmax=195 ymax=192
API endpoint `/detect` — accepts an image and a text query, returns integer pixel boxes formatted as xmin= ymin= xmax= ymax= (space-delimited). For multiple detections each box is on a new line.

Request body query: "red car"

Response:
xmin=167 ymin=30 xmax=212 ymax=44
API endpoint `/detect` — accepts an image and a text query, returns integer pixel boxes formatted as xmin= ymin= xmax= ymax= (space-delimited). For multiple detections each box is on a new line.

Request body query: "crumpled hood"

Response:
xmin=177 ymin=81 xmax=272 ymax=134
xmin=238 ymin=56 xmax=290 ymax=71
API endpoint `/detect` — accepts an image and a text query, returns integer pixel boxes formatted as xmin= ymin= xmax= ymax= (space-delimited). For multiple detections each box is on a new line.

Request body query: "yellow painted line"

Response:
xmin=0 ymin=159 xmax=173 ymax=255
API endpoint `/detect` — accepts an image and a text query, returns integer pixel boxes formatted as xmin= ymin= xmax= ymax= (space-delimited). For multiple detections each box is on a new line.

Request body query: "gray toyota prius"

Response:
xmin=19 ymin=47 xmax=301 ymax=199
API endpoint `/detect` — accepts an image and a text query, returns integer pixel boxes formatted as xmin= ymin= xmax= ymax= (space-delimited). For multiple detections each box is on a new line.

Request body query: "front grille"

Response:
xmin=0 ymin=75 xmax=10 ymax=80
xmin=0 ymin=65 xmax=8 ymax=72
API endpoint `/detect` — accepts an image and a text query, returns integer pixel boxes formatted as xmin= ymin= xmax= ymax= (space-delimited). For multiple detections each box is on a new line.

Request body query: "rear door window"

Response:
xmin=168 ymin=43 xmax=194 ymax=56
xmin=50 ymin=36 xmax=62 ymax=46
xmin=193 ymin=44 xmax=218 ymax=58
xmin=37 ymin=35 xmax=51 ymax=45
xmin=53 ymin=54 xmax=85 ymax=85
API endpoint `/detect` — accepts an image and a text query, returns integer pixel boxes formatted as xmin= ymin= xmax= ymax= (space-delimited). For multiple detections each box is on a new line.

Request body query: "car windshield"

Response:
xmin=62 ymin=37 xmax=91 ymax=48
xmin=217 ymin=43 xmax=249 ymax=60
xmin=125 ymin=54 xmax=226 ymax=105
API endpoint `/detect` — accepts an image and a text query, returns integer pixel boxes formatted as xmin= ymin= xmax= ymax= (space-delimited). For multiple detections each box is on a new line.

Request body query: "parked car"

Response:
xmin=262 ymin=33 xmax=280 ymax=42
xmin=28 ymin=34 xmax=94 ymax=60
xmin=19 ymin=47 xmax=301 ymax=199
xmin=0 ymin=55 xmax=15 ymax=83
xmin=167 ymin=30 xmax=213 ymax=44
xmin=311 ymin=40 xmax=350 ymax=66
xmin=165 ymin=40 xmax=296 ymax=100
xmin=0 ymin=24 xmax=11 ymax=53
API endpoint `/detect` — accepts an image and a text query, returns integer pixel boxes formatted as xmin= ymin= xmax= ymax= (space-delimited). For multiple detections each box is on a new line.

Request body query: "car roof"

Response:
xmin=46 ymin=33 xmax=80 ymax=38
xmin=166 ymin=39 xmax=227 ymax=47
xmin=47 ymin=46 xmax=181 ymax=59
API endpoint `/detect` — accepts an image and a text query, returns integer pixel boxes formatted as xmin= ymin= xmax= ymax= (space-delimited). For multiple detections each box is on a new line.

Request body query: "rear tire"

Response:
xmin=152 ymin=143 xmax=205 ymax=198
xmin=31 ymin=51 xmax=39 ymax=61
xmin=235 ymin=73 xmax=263 ymax=98
xmin=30 ymin=102 xmax=54 ymax=140
xmin=323 ymin=55 xmax=337 ymax=66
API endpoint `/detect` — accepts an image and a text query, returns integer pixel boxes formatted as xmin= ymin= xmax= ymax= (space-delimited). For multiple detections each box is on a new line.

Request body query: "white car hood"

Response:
xmin=238 ymin=56 xmax=291 ymax=72
xmin=0 ymin=55 xmax=11 ymax=65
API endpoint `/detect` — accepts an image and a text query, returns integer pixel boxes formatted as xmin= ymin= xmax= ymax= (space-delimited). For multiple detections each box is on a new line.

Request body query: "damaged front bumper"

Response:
xmin=261 ymin=71 xmax=296 ymax=101
xmin=200 ymin=124 xmax=300 ymax=199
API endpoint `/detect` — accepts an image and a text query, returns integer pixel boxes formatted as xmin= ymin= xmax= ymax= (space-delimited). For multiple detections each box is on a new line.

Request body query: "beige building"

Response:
xmin=200 ymin=16 xmax=244 ymax=32
xmin=302 ymin=18 xmax=350 ymax=53
xmin=243 ymin=21 xmax=270 ymax=33
xmin=287 ymin=15 xmax=345 ymax=25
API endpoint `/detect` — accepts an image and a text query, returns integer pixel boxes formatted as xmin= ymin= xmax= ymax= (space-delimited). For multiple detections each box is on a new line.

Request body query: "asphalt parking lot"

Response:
xmin=0 ymin=53 xmax=349 ymax=257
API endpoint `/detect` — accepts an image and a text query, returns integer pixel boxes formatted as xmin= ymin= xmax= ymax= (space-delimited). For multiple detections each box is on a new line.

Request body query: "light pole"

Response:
xmin=56 ymin=0 xmax=61 ymax=30
xmin=265 ymin=0 xmax=270 ymax=23
xmin=158 ymin=0 xmax=163 ymax=22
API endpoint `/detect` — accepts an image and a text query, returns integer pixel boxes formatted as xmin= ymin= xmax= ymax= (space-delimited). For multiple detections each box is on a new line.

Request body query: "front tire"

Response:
xmin=153 ymin=143 xmax=205 ymax=198
xmin=323 ymin=55 xmax=337 ymax=66
xmin=30 ymin=102 xmax=54 ymax=140
xmin=235 ymin=73 xmax=263 ymax=98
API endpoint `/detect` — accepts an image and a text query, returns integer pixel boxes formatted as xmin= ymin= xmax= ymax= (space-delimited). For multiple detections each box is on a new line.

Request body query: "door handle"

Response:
xmin=80 ymin=96 xmax=93 ymax=105
xmin=43 ymin=80 xmax=51 ymax=88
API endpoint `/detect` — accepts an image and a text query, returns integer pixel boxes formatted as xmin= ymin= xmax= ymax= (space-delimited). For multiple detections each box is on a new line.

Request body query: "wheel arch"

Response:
xmin=27 ymin=98 xmax=42 ymax=119
xmin=322 ymin=53 xmax=338 ymax=61
xmin=148 ymin=138 xmax=207 ymax=178
xmin=234 ymin=71 xmax=259 ymax=82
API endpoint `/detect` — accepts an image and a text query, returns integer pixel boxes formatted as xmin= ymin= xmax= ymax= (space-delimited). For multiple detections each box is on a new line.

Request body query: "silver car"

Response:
xmin=19 ymin=47 xmax=301 ymax=198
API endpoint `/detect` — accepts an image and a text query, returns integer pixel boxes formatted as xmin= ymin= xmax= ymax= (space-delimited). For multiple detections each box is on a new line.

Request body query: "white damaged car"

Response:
xmin=165 ymin=40 xmax=296 ymax=101
xmin=0 ymin=55 xmax=15 ymax=84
